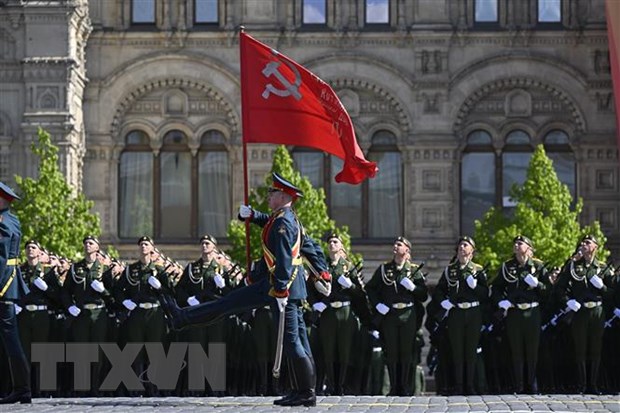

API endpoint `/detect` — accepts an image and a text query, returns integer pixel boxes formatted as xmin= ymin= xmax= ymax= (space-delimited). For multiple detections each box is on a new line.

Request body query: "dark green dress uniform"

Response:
xmin=434 ymin=258 xmax=488 ymax=395
xmin=0 ymin=184 xmax=32 ymax=404
xmin=492 ymin=256 xmax=548 ymax=393
xmin=62 ymin=257 xmax=110 ymax=394
xmin=555 ymin=253 xmax=614 ymax=393
xmin=314 ymin=257 xmax=358 ymax=395
xmin=366 ymin=259 xmax=427 ymax=396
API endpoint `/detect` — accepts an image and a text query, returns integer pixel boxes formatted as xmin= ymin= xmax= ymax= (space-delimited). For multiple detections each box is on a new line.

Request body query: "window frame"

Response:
xmin=301 ymin=0 xmax=328 ymax=27
xmin=193 ymin=0 xmax=220 ymax=26
xmin=130 ymin=0 xmax=157 ymax=26
xmin=473 ymin=0 xmax=500 ymax=29
xmin=364 ymin=0 xmax=391 ymax=28
xmin=536 ymin=0 xmax=563 ymax=26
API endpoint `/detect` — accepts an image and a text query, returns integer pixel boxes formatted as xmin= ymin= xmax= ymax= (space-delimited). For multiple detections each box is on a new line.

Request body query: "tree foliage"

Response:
xmin=12 ymin=128 xmax=102 ymax=260
xmin=227 ymin=145 xmax=359 ymax=266
xmin=474 ymin=145 xmax=608 ymax=279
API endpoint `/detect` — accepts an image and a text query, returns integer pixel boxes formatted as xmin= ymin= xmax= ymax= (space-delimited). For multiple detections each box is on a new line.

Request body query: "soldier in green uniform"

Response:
xmin=311 ymin=233 xmax=358 ymax=395
xmin=17 ymin=240 xmax=55 ymax=397
xmin=113 ymin=236 xmax=168 ymax=396
xmin=433 ymin=236 xmax=488 ymax=395
xmin=366 ymin=237 xmax=427 ymax=396
xmin=491 ymin=235 xmax=548 ymax=394
xmin=61 ymin=235 xmax=110 ymax=395
xmin=555 ymin=234 xmax=615 ymax=394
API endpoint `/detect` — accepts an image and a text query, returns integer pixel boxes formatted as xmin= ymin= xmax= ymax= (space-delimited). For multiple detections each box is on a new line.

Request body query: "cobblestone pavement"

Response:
xmin=0 ymin=395 xmax=618 ymax=413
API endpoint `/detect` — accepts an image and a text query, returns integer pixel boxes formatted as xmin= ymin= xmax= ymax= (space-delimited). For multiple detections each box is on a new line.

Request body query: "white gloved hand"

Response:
xmin=14 ymin=304 xmax=22 ymax=315
xmin=440 ymin=299 xmax=454 ymax=311
xmin=466 ymin=275 xmax=477 ymax=289
xmin=589 ymin=274 xmax=604 ymax=289
xmin=68 ymin=305 xmax=81 ymax=317
xmin=400 ymin=277 xmax=416 ymax=291
xmin=314 ymin=280 xmax=331 ymax=297
xmin=90 ymin=279 xmax=105 ymax=293
xmin=33 ymin=277 xmax=49 ymax=291
xmin=276 ymin=296 xmax=288 ymax=312
xmin=122 ymin=299 xmax=137 ymax=311
xmin=338 ymin=275 xmax=353 ymax=289
xmin=312 ymin=302 xmax=327 ymax=313
xmin=148 ymin=275 xmax=162 ymax=290
xmin=213 ymin=274 xmax=226 ymax=289
xmin=567 ymin=299 xmax=581 ymax=312
xmin=239 ymin=204 xmax=253 ymax=219
xmin=614 ymin=308 xmax=620 ymax=318
xmin=187 ymin=296 xmax=200 ymax=306
xmin=375 ymin=303 xmax=390 ymax=315
xmin=498 ymin=300 xmax=512 ymax=311
xmin=370 ymin=330 xmax=380 ymax=340
xmin=524 ymin=274 xmax=539 ymax=288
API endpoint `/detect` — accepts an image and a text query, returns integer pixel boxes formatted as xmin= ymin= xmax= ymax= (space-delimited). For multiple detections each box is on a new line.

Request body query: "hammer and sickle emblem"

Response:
xmin=261 ymin=55 xmax=303 ymax=101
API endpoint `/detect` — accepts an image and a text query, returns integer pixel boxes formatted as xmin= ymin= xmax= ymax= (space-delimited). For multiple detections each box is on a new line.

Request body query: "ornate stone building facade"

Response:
xmin=1 ymin=0 xmax=618 ymax=272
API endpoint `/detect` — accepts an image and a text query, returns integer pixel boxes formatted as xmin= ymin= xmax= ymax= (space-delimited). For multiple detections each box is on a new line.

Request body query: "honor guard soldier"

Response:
xmin=491 ymin=235 xmax=548 ymax=394
xmin=311 ymin=233 xmax=359 ymax=395
xmin=61 ymin=235 xmax=110 ymax=395
xmin=17 ymin=240 xmax=55 ymax=397
xmin=555 ymin=234 xmax=615 ymax=394
xmin=0 ymin=182 xmax=31 ymax=404
xmin=433 ymin=236 xmax=488 ymax=395
xmin=113 ymin=236 xmax=168 ymax=395
xmin=366 ymin=237 xmax=428 ymax=396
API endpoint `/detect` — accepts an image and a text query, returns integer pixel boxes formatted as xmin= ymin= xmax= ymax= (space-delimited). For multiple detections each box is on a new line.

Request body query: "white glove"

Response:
xmin=498 ymin=300 xmax=512 ymax=311
xmin=314 ymin=280 xmax=331 ymax=297
xmin=589 ymin=274 xmax=604 ymax=289
xmin=90 ymin=279 xmax=105 ymax=293
xmin=122 ymin=299 xmax=137 ymax=311
xmin=614 ymin=308 xmax=620 ymax=318
xmin=276 ymin=296 xmax=288 ymax=312
xmin=239 ymin=204 xmax=252 ymax=219
xmin=370 ymin=330 xmax=380 ymax=340
xmin=524 ymin=274 xmax=539 ymax=288
xmin=440 ymin=299 xmax=454 ymax=311
xmin=14 ymin=304 xmax=22 ymax=315
xmin=567 ymin=299 xmax=581 ymax=312
xmin=68 ymin=305 xmax=81 ymax=317
xmin=375 ymin=303 xmax=390 ymax=315
xmin=338 ymin=275 xmax=353 ymax=289
xmin=213 ymin=274 xmax=226 ymax=289
xmin=312 ymin=302 xmax=327 ymax=313
xmin=33 ymin=277 xmax=48 ymax=291
xmin=148 ymin=276 xmax=162 ymax=290
xmin=187 ymin=296 xmax=200 ymax=306
xmin=466 ymin=275 xmax=477 ymax=289
xmin=399 ymin=277 xmax=416 ymax=291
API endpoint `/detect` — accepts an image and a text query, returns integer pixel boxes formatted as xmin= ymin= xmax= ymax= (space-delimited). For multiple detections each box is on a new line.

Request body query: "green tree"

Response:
xmin=474 ymin=144 xmax=608 ymax=279
xmin=227 ymin=145 xmax=359 ymax=268
xmin=12 ymin=127 xmax=102 ymax=260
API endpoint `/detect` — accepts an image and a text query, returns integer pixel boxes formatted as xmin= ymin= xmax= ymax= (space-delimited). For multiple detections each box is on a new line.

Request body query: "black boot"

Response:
xmin=587 ymin=360 xmax=600 ymax=394
xmin=400 ymin=363 xmax=412 ymax=396
xmin=273 ymin=359 xmax=297 ymax=406
xmin=576 ymin=362 xmax=587 ymax=393
xmin=281 ymin=357 xmax=316 ymax=407
xmin=387 ymin=363 xmax=399 ymax=396
xmin=0 ymin=356 xmax=31 ymax=404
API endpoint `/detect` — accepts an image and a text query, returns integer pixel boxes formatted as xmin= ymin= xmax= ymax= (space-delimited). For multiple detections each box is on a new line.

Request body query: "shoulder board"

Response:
xmin=472 ymin=263 xmax=483 ymax=272
xmin=532 ymin=258 xmax=544 ymax=264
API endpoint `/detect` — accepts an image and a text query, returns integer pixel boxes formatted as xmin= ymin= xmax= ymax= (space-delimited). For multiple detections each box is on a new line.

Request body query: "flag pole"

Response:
xmin=239 ymin=26 xmax=252 ymax=276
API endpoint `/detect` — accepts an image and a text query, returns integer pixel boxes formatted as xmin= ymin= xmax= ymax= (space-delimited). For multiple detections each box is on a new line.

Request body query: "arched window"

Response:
xmin=293 ymin=129 xmax=403 ymax=239
xmin=119 ymin=130 xmax=153 ymax=238
xmin=198 ymin=130 xmax=230 ymax=237
xmin=118 ymin=128 xmax=231 ymax=240
xmin=461 ymin=130 xmax=495 ymax=236
xmin=460 ymin=128 xmax=576 ymax=234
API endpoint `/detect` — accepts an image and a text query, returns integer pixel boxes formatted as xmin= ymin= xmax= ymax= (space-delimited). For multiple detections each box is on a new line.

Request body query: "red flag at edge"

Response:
xmin=239 ymin=32 xmax=377 ymax=185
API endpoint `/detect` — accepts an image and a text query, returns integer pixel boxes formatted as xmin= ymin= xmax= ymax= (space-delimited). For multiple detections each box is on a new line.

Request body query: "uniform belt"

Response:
xmin=83 ymin=303 xmax=105 ymax=310
xmin=457 ymin=301 xmax=480 ymax=309
xmin=330 ymin=301 xmax=351 ymax=309
xmin=392 ymin=302 xmax=413 ymax=309
xmin=6 ymin=258 xmax=19 ymax=266
xmin=583 ymin=301 xmax=602 ymax=309
xmin=516 ymin=302 xmax=539 ymax=310
xmin=25 ymin=304 xmax=47 ymax=312
xmin=138 ymin=302 xmax=159 ymax=309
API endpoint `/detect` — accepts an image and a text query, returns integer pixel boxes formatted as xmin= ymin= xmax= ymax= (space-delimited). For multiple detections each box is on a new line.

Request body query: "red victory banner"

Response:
xmin=240 ymin=31 xmax=378 ymax=185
